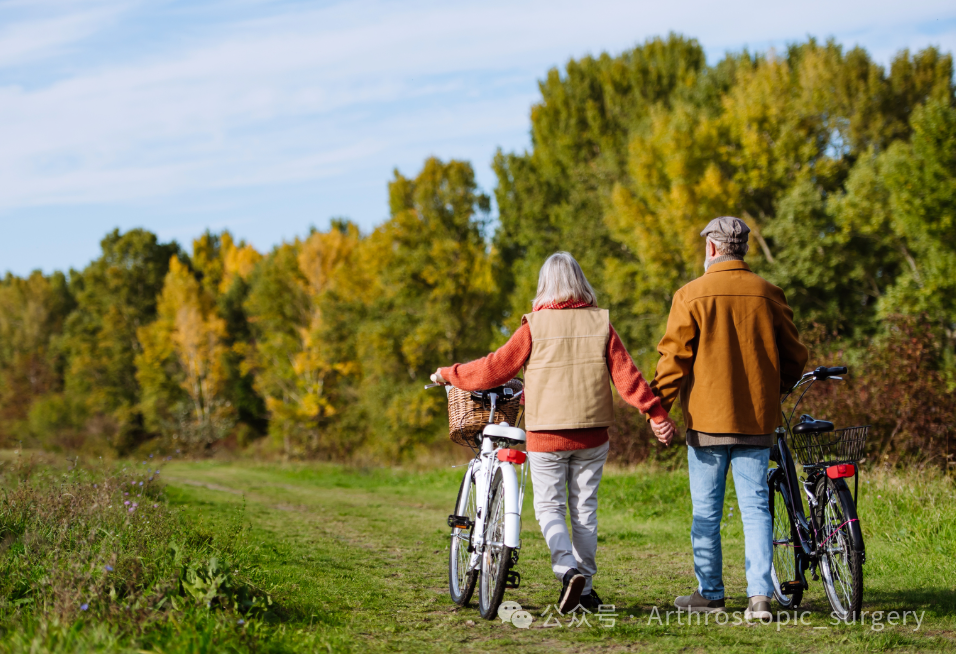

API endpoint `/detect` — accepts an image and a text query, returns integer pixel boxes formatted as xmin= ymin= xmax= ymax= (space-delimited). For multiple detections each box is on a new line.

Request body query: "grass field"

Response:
xmin=2 ymin=452 xmax=956 ymax=652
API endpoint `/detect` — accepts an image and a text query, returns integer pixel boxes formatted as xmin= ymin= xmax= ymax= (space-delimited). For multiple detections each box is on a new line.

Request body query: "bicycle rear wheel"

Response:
xmin=815 ymin=475 xmax=863 ymax=621
xmin=769 ymin=471 xmax=803 ymax=608
xmin=448 ymin=463 xmax=478 ymax=606
xmin=478 ymin=468 xmax=512 ymax=620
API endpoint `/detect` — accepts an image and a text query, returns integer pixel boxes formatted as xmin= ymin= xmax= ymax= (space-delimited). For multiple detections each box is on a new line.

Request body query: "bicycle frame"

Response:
xmin=771 ymin=372 xmax=866 ymax=592
xmin=452 ymin=387 xmax=528 ymax=576
xmin=468 ymin=436 xmax=526 ymax=567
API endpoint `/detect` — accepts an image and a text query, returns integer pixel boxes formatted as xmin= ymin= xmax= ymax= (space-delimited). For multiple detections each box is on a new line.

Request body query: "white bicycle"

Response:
xmin=428 ymin=381 xmax=528 ymax=620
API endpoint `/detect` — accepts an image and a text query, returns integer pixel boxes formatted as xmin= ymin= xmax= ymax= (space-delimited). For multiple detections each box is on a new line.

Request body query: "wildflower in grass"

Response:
xmin=149 ymin=454 xmax=154 ymax=458
xmin=153 ymin=504 xmax=158 ymax=508
xmin=81 ymin=604 xmax=89 ymax=611
xmin=238 ymin=619 xmax=245 ymax=625
xmin=124 ymin=501 xmax=130 ymax=506
xmin=128 ymin=507 xmax=136 ymax=513
xmin=105 ymin=565 xmax=113 ymax=572
xmin=124 ymin=492 xmax=129 ymax=496
xmin=139 ymin=481 xmax=143 ymax=486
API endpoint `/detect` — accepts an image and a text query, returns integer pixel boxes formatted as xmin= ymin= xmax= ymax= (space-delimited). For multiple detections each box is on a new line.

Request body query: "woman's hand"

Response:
xmin=651 ymin=416 xmax=676 ymax=446
xmin=430 ymin=368 xmax=448 ymax=385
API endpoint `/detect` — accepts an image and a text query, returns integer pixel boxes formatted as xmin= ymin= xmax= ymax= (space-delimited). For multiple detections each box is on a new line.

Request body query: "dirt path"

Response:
xmin=160 ymin=461 xmax=956 ymax=653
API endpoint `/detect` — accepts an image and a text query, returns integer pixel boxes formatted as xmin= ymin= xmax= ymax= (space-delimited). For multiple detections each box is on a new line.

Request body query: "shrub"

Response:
xmin=800 ymin=315 xmax=956 ymax=466
xmin=0 ymin=454 xmax=274 ymax=646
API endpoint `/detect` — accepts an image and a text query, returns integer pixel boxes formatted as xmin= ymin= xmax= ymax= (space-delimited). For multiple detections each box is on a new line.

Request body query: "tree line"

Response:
xmin=2 ymin=35 xmax=954 ymax=463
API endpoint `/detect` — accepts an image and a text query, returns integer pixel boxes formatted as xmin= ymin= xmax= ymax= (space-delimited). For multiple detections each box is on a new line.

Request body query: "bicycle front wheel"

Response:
xmin=815 ymin=475 xmax=863 ymax=621
xmin=478 ymin=468 xmax=512 ymax=620
xmin=448 ymin=463 xmax=478 ymax=606
xmin=769 ymin=471 xmax=803 ymax=608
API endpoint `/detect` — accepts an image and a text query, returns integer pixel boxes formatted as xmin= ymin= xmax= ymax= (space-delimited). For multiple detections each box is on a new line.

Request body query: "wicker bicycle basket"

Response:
xmin=788 ymin=425 xmax=869 ymax=468
xmin=447 ymin=378 xmax=524 ymax=447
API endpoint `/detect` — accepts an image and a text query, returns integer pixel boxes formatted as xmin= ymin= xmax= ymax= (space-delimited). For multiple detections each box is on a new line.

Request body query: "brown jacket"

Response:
xmin=650 ymin=260 xmax=809 ymax=436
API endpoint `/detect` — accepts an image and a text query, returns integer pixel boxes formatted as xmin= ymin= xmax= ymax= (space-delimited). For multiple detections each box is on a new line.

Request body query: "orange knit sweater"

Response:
xmin=440 ymin=317 xmax=667 ymax=453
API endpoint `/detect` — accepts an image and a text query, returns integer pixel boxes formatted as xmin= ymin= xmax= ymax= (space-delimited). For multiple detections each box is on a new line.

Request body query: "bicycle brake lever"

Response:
xmin=828 ymin=376 xmax=843 ymax=381
xmin=424 ymin=382 xmax=446 ymax=389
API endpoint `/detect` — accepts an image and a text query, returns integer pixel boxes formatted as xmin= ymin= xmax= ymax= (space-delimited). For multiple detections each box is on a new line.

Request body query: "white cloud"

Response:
xmin=0 ymin=0 xmax=132 ymax=68
xmin=0 ymin=0 xmax=954 ymax=217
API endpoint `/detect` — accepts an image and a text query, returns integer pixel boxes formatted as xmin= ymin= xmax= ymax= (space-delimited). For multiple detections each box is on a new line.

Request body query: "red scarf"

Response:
xmin=533 ymin=298 xmax=594 ymax=311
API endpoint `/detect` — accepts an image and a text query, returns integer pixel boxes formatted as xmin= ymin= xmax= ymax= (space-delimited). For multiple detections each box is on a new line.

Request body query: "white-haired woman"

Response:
xmin=432 ymin=252 xmax=673 ymax=613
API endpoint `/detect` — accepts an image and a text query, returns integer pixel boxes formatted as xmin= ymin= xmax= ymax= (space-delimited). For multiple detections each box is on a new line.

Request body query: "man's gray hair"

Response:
xmin=708 ymin=238 xmax=750 ymax=258
xmin=532 ymin=252 xmax=597 ymax=310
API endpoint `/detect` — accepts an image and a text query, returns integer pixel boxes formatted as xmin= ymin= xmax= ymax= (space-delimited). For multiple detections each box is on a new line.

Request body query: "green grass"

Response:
xmin=2 ymin=451 xmax=955 ymax=652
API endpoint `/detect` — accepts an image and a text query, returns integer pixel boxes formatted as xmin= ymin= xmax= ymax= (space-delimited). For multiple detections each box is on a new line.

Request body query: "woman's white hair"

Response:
xmin=532 ymin=252 xmax=597 ymax=310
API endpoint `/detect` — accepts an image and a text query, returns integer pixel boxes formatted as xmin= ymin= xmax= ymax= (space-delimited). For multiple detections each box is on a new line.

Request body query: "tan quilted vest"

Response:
xmin=521 ymin=307 xmax=614 ymax=431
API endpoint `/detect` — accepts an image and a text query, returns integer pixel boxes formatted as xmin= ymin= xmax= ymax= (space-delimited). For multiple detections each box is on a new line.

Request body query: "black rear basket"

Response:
xmin=788 ymin=425 xmax=868 ymax=468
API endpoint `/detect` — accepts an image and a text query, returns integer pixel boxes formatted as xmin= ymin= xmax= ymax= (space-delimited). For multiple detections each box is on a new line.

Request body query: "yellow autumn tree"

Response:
xmin=239 ymin=224 xmax=360 ymax=457
xmin=137 ymin=256 xmax=233 ymax=445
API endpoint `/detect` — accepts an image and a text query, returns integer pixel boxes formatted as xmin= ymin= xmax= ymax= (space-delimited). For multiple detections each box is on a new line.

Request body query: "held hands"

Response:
xmin=651 ymin=416 xmax=677 ymax=447
xmin=430 ymin=368 xmax=448 ymax=385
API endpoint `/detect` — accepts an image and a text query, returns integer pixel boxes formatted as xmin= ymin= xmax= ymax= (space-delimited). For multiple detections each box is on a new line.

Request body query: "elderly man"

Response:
xmin=650 ymin=217 xmax=809 ymax=621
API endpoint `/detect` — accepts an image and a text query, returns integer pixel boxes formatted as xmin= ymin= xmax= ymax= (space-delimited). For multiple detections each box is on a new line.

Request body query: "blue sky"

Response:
xmin=2 ymin=0 xmax=955 ymax=276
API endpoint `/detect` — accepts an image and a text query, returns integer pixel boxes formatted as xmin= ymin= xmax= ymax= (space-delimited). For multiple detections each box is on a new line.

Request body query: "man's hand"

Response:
xmin=430 ymin=368 xmax=448 ymax=385
xmin=651 ymin=416 xmax=677 ymax=446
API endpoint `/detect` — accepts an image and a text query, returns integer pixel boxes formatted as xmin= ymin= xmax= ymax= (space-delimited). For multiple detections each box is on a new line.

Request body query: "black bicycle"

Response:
xmin=768 ymin=365 xmax=868 ymax=621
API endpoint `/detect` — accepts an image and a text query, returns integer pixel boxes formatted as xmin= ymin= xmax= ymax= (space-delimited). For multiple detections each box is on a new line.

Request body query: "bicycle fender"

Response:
xmin=832 ymin=478 xmax=865 ymax=555
xmin=498 ymin=462 xmax=521 ymax=549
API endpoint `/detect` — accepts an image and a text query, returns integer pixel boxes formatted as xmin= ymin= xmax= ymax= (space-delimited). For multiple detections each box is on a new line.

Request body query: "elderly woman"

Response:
xmin=432 ymin=252 xmax=673 ymax=613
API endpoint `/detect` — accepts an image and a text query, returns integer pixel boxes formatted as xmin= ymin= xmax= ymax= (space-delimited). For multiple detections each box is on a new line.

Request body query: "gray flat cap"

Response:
xmin=701 ymin=216 xmax=750 ymax=244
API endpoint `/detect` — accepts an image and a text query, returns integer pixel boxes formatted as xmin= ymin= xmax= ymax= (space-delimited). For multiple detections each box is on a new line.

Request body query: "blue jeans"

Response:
xmin=687 ymin=445 xmax=773 ymax=599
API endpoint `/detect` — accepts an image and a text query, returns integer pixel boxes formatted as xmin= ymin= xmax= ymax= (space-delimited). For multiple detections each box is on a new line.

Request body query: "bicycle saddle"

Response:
xmin=793 ymin=414 xmax=834 ymax=434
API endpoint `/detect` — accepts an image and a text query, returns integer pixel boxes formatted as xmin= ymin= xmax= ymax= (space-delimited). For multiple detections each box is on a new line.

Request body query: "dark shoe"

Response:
xmin=558 ymin=569 xmax=586 ymax=614
xmin=745 ymin=595 xmax=773 ymax=621
xmin=579 ymin=589 xmax=603 ymax=611
xmin=674 ymin=590 xmax=726 ymax=613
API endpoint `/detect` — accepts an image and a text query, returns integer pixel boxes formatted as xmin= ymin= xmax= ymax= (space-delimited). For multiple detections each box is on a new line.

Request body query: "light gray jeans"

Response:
xmin=528 ymin=440 xmax=609 ymax=594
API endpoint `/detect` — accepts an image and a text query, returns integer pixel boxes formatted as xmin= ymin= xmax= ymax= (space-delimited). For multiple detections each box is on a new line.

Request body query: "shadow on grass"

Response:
xmin=864 ymin=587 xmax=956 ymax=616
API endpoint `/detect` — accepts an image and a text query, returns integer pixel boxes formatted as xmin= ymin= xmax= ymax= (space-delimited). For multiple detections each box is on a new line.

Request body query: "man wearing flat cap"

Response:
xmin=650 ymin=216 xmax=808 ymax=621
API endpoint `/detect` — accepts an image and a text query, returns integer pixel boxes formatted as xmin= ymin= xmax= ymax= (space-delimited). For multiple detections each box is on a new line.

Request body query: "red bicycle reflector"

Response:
xmin=497 ymin=449 xmax=527 ymax=465
xmin=826 ymin=463 xmax=856 ymax=479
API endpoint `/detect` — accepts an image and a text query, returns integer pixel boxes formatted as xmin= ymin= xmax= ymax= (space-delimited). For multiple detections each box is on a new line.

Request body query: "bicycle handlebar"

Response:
xmin=783 ymin=364 xmax=849 ymax=429
xmin=814 ymin=366 xmax=847 ymax=379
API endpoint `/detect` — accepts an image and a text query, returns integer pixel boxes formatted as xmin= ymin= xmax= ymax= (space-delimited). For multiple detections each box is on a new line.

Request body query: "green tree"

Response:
xmin=318 ymin=158 xmax=498 ymax=458
xmin=880 ymin=99 xmax=956 ymax=328
xmin=60 ymin=229 xmax=183 ymax=452
xmin=0 ymin=271 xmax=74 ymax=443
xmin=493 ymin=34 xmax=714 ymax=341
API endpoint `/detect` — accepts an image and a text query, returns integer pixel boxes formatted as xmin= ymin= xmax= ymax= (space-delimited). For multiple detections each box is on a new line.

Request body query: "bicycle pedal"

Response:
xmin=781 ymin=581 xmax=803 ymax=594
xmin=505 ymin=570 xmax=521 ymax=589
xmin=447 ymin=514 xmax=473 ymax=530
